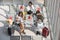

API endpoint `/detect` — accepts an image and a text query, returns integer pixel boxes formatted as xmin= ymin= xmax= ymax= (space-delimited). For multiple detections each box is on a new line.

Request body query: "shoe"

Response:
xmin=22 ymin=30 xmax=26 ymax=34
xmin=36 ymin=31 xmax=40 ymax=35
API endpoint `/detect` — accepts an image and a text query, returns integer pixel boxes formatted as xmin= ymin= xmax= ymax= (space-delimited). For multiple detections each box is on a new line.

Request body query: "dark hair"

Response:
xmin=37 ymin=15 xmax=44 ymax=22
xmin=27 ymin=10 xmax=33 ymax=14
xmin=29 ymin=1 xmax=33 ymax=5
xmin=18 ymin=11 xmax=23 ymax=17
xmin=36 ymin=10 xmax=40 ymax=13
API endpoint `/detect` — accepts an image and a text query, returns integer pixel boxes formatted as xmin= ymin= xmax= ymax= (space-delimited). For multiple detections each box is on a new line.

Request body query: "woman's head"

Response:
xmin=18 ymin=11 xmax=23 ymax=17
xmin=28 ymin=1 xmax=33 ymax=6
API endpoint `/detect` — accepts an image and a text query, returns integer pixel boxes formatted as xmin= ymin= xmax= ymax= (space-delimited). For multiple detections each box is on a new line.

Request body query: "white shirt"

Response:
xmin=16 ymin=15 xmax=24 ymax=24
xmin=26 ymin=5 xmax=35 ymax=13
xmin=36 ymin=22 xmax=44 ymax=32
xmin=37 ymin=22 xmax=44 ymax=29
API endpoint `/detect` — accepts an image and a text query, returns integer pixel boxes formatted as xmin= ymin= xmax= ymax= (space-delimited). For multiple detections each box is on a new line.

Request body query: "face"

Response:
xmin=19 ymin=13 xmax=22 ymax=16
xmin=20 ymin=13 xmax=23 ymax=17
xmin=29 ymin=3 xmax=32 ymax=7
xmin=18 ymin=12 xmax=22 ymax=16
xmin=38 ymin=19 xmax=42 ymax=22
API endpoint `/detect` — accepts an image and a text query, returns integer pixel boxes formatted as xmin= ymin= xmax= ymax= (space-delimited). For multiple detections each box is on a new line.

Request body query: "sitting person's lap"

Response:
xmin=12 ymin=22 xmax=20 ymax=32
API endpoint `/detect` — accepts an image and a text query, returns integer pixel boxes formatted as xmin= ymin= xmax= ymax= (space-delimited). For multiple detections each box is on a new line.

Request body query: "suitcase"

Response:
xmin=42 ymin=27 xmax=49 ymax=38
xmin=8 ymin=27 xmax=14 ymax=36
xmin=8 ymin=27 xmax=11 ymax=36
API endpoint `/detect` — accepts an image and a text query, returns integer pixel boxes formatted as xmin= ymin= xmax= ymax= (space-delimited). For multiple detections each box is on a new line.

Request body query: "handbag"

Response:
xmin=42 ymin=27 xmax=49 ymax=38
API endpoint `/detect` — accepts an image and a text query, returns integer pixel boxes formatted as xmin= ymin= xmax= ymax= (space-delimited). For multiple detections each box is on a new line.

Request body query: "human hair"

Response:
xmin=28 ymin=1 xmax=33 ymax=5
xmin=36 ymin=10 xmax=40 ymax=14
xmin=18 ymin=11 xmax=23 ymax=17
xmin=37 ymin=14 xmax=44 ymax=22
xmin=27 ymin=10 xmax=33 ymax=15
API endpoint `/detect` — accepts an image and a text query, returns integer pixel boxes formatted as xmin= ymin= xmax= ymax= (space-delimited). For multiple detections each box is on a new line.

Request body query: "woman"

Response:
xmin=15 ymin=11 xmax=25 ymax=34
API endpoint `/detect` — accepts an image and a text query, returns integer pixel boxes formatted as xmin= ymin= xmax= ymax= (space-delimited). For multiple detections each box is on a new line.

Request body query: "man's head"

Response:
xmin=36 ymin=10 xmax=41 ymax=15
xmin=36 ymin=10 xmax=40 ymax=14
xmin=28 ymin=1 xmax=33 ymax=6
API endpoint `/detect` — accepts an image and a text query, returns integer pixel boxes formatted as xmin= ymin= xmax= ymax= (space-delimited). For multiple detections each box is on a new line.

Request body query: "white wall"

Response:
xmin=46 ymin=0 xmax=60 ymax=40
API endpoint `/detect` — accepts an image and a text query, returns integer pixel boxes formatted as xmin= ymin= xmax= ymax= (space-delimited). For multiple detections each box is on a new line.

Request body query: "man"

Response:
xmin=26 ymin=1 xmax=35 ymax=13
xmin=36 ymin=19 xmax=44 ymax=35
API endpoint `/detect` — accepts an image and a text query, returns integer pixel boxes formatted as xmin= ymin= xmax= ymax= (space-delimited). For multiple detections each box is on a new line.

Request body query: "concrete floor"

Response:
xmin=0 ymin=6 xmax=51 ymax=40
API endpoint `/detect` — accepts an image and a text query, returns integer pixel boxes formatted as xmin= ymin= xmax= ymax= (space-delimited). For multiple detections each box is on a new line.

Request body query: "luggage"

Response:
xmin=7 ymin=27 xmax=14 ymax=36
xmin=8 ymin=27 xmax=11 ymax=36
xmin=42 ymin=27 xmax=49 ymax=38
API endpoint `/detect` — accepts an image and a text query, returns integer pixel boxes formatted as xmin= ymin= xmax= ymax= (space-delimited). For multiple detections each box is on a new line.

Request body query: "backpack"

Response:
xmin=42 ymin=27 xmax=49 ymax=38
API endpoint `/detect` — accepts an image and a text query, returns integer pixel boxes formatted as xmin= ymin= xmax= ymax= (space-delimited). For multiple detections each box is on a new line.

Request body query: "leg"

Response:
xmin=19 ymin=23 xmax=25 ymax=34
